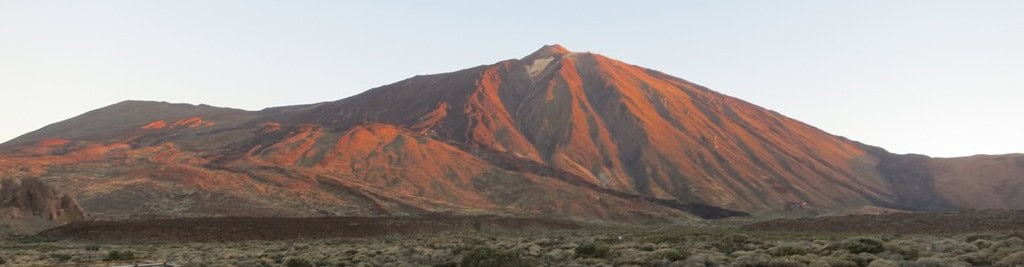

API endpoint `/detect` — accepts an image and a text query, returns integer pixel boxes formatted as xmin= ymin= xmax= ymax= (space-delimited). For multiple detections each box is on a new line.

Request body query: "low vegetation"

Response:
xmin=103 ymin=250 xmax=135 ymax=261
xmin=284 ymin=257 xmax=313 ymax=267
xmin=460 ymin=247 xmax=532 ymax=267
xmin=843 ymin=237 xmax=885 ymax=254
xmin=574 ymin=242 xmax=610 ymax=258
xmin=3 ymin=213 xmax=1024 ymax=266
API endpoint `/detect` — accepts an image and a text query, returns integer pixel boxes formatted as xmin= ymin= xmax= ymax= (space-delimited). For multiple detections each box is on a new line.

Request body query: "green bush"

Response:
xmin=460 ymin=247 xmax=530 ymax=267
xmin=575 ymin=242 xmax=610 ymax=258
xmin=103 ymin=250 xmax=135 ymax=261
xmin=844 ymin=237 xmax=885 ymax=254
xmin=284 ymin=257 xmax=313 ymax=267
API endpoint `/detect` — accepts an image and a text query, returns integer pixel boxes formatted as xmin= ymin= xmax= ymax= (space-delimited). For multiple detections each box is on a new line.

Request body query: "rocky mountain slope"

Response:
xmin=1 ymin=45 xmax=1020 ymax=222
xmin=0 ymin=177 xmax=87 ymax=234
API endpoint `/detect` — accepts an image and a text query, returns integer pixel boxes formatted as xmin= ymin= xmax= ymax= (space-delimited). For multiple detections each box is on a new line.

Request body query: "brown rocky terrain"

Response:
xmin=744 ymin=210 xmax=1024 ymax=234
xmin=0 ymin=177 xmax=87 ymax=234
xmin=0 ymin=45 xmax=1021 ymax=223
xmin=36 ymin=215 xmax=580 ymax=242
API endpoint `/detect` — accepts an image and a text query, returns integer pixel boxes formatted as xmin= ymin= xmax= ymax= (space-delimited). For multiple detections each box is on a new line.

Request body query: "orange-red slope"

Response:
xmin=2 ymin=45 xmax=1020 ymax=221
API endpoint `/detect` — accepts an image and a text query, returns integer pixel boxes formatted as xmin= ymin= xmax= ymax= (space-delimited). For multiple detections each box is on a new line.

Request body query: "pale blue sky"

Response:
xmin=1 ymin=1 xmax=1021 ymax=157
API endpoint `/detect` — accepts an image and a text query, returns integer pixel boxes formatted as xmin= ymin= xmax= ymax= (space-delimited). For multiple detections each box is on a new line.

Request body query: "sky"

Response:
xmin=0 ymin=1 xmax=1021 ymax=157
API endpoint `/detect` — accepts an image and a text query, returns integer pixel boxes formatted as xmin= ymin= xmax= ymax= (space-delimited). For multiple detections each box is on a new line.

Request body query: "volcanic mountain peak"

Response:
xmin=523 ymin=44 xmax=572 ymax=61
xmin=2 ymin=45 xmax=1023 ymax=222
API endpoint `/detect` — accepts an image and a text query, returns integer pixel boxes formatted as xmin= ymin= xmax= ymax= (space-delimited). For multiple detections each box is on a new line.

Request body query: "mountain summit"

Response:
xmin=522 ymin=44 xmax=572 ymax=60
xmin=1 ymin=46 xmax=1022 ymax=222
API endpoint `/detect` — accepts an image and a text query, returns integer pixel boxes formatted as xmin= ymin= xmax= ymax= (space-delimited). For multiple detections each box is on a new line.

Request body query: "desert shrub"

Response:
xmin=714 ymin=234 xmax=755 ymax=253
xmin=653 ymin=248 xmax=688 ymax=261
xmin=911 ymin=257 xmax=950 ymax=267
xmin=574 ymin=242 xmax=610 ymax=258
xmin=313 ymin=258 xmax=332 ymax=267
xmin=996 ymin=251 xmax=1024 ymax=267
xmin=103 ymin=250 xmax=135 ymax=261
xmin=988 ymin=237 xmax=1024 ymax=260
xmin=843 ymin=237 xmax=884 ymax=254
xmin=734 ymin=253 xmax=770 ymax=267
xmin=85 ymin=245 xmax=101 ymax=251
xmin=883 ymin=240 xmax=919 ymax=259
xmin=843 ymin=252 xmax=881 ymax=267
xmin=965 ymin=234 xmax=994 ymax=243
xmin=993 ymin=237 xmax=1024 ymax=250
xmin=957 ymin=251 xmax=995 ymax=266
xmin=866 ymin=259 xmax=898 ymax=267
xmin=735 ymin=254 xmax=803 ymax=267
xmin=933 ymin=239 xmax=978 ymax=254
xmin=266 ymin=253 xmax=285 ymax=264
xmin=460 ymin=247 xmax=530 ymax=267
xmin=433 ymin=261 xmax=457 ymax=267
xmin=50 ymin=253 xmax=73 ymax=262
xmin=769 ymin=243 xmax=810 ymax=257
xmin=971 ymin=239 xmax=993 ymax=249
xmin=1000 ymin=232 xmax=1024 ymax=240
xmin=648 ymin=232 xmax=689 ymax=244
xmin=284 ymin=257 xmax=313 ymax=267
xmin=763 ymin=258 xmax=805 ymax=267
xmin=254 ymin=259 xmax=274 ymax=267
xmin=790 ymin=254 xmax=821 ymax=265
xmin=682 ymin=253 xmax=724 ymax=267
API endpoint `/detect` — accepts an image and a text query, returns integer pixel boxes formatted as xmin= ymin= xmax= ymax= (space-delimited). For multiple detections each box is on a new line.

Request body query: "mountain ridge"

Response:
xmin=1 ymin=45 xmax=1021 ymax=222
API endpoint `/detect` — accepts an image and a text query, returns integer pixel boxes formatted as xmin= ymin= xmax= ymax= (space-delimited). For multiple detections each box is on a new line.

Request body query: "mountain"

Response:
xmin=1 ymin=45 xmax=1021 ymax=222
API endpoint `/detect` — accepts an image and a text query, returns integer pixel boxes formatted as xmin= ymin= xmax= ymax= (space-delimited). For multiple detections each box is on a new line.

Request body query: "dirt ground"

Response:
xmin=743 ymin=210 xmax=1024 ymax=234
xmin=36 ymin=215 xmax=580 ymax=242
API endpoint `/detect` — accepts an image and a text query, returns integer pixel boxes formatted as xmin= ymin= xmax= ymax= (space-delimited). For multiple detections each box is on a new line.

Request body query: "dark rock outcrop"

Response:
xmin=1 ymin=177 xmax=88 ymax=224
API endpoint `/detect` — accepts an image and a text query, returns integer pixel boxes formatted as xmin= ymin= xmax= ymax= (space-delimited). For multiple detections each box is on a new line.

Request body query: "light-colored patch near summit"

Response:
xmin=527 ymin=57 xmax=554 ymax=79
